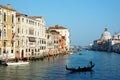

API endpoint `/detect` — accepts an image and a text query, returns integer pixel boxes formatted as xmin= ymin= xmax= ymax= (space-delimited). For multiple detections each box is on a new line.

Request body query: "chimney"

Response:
xmin=7 ymin=4 xmax=11 ymax=9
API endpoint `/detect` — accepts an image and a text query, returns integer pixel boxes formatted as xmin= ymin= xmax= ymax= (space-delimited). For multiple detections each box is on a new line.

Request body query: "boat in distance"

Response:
xmin=7 ymin=61 xmax=29 ymax=66
xmin=66 ymin=61 xmax=95 ymax=72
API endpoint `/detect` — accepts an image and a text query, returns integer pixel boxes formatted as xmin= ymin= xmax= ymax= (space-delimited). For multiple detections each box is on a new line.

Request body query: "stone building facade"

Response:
xmin=0 ymin=4 xmax=16 ymax=59
xmin=48 ymin=25 xmax=70 ymax=51
xmin=16 ymin=13 xmax=46 ymax=59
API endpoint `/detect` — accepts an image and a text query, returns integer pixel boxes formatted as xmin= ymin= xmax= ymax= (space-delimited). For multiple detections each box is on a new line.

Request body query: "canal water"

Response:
xmin=0 ymin=50 xmax=120 ymax=80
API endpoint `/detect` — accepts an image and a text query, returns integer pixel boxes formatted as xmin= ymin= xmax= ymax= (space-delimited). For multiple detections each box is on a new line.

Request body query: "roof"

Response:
xmin=28 ymin=16 xmax=43 ymax=19
xmin=50 ymin=30 xmax=59 ymax=34
xmin=16 ymin=12 xmax=28 ymax=17
xmin=0 ymin=4 xmax=16 ymax=11
xmin=49 ymin=25 xmax=67 ymax=29
xmin=28 ymin=16 xmax=44 ymax=21
xmin=16 ymin=12 xmax=44 ymax=22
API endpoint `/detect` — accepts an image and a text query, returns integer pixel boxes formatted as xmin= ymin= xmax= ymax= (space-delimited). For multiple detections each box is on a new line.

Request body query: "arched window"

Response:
xmin=12 ymin=14 xmax=14 ymax=23
xmin=18 ymin=28 xmax=20 ymax=33
xmin=3 ymin=27 xmax=6 ymax=38
xmin=18 ymin=40 xmax=19 ymax=46
xmin=4 ymin=12 xmax=6 ymax=22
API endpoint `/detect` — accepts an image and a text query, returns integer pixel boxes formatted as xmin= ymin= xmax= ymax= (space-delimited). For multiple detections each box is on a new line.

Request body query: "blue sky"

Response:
xmin=0 ymin=0 xmax=120 ymax=46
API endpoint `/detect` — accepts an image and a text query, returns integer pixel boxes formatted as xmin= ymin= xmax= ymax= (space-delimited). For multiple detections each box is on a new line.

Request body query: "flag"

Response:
xmin=12 ymin=32 xmax=15 ymax=40
xmin=11 ymin=32 xmax=15 ymax=42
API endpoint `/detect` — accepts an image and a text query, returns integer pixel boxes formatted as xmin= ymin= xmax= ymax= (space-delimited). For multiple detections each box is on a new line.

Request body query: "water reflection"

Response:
xmin=66 ymin=69 xmax=95 ymax=79
xmin=0 ymin=51 xmax=120 ymax=80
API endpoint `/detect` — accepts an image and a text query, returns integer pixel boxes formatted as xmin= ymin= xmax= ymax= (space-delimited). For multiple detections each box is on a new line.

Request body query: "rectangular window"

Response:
xmin=12 ymin=26 xmax=14 ymax=35
xmin=0 ymin=48 xmax=1 ymax=55
xmin=12 ymin=30 xmax=14 ymax=35
xmin=18 ymin=18 xmax=20 ymax=22
xmin=29 ymin=49 xmax=30 ymax=52
xmin=11 ymin=50 xmax=13 ymax=53
xmin=26 ymin=19 xmax=28 ymax=23
xmin=12 ymin=42 xmax=14 ymax=47
xmin=22 ymin=18 xmax=24 ymax=22
xmin=35 ymin=49 xmax=37 ymax=52
xmin=3 ymin=49 xmax=6 ymax=53
xmin=3 ymin=41 xmax=6 ymax=47
xmin=29 ymin=29 xmax=34 ymax=35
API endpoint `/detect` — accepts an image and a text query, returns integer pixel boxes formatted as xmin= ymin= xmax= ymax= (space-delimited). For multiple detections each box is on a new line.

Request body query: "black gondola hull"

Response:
xmin=66 ymin=64 xmax=95 ymax=72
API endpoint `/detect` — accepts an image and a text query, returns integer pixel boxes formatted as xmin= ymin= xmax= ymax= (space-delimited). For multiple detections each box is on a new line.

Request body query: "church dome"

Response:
xmin=101 ymin=28 xmax=112 ymax=40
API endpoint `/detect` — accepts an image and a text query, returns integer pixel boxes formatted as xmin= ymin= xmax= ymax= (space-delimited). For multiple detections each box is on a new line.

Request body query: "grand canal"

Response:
xmin=0 ymin=50 xmax=120 ymax=80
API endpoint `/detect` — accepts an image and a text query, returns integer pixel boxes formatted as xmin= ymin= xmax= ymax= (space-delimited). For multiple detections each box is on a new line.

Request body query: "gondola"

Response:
xmin=66 ymin=61 xmax=95 ymax=72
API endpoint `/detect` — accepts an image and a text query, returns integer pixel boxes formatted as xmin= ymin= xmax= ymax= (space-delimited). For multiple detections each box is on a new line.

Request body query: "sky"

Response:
xmin=0 ymin=0 xmax=120 ymax=46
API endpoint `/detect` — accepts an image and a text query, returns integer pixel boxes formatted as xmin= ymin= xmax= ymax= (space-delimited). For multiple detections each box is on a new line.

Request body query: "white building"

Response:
xmin=113 ymin=32 xmax=120 ymax=40
xmin=46 ymin=29 xmax=54 ymax=56
xmin=111 ymin=32 xmax=120 ymax=53
xmin=16 ymin=13 xmax=46 ymax=59
xmin=112 ymin=43 xmax=120 ymax=53
xmin=48 ymin=25 xmax=70 ymax=51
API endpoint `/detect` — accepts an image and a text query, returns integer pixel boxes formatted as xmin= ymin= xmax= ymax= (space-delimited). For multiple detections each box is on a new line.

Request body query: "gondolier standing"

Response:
xmin=90 ymin=61 xmax=93 ymax=66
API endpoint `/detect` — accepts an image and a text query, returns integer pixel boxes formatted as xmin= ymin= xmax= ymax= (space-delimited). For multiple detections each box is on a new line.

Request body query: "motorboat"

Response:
xmin=7 ymin=61 xmax=29 ymax=66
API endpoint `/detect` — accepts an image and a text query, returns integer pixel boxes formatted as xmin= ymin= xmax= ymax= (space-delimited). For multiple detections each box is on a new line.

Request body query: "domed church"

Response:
xmin=92 ymin=28 xmax=112 ymax=51
xmin=101 ymin=28 xmax=112 ymax=40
